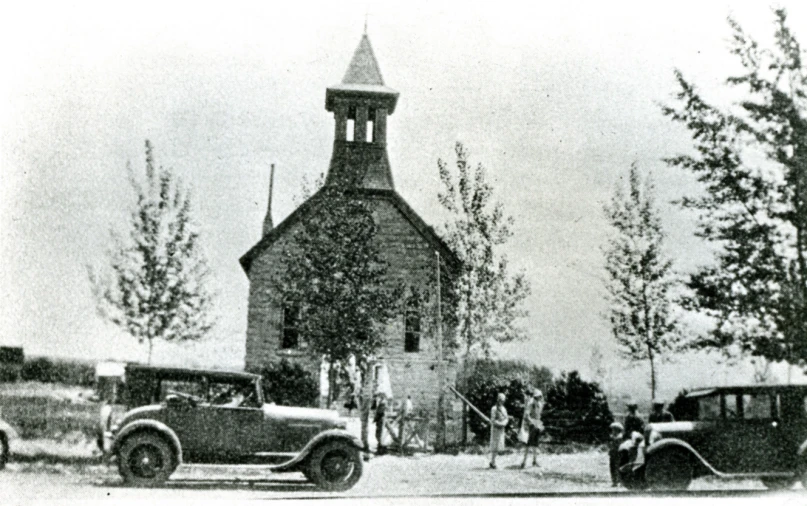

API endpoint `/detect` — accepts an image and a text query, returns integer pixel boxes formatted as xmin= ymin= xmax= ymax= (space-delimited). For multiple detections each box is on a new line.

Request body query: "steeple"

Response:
xmin=325 ymin=34 xmax=399 ymax=190
xmin=262 ymin=163 xmax=275 ymax=236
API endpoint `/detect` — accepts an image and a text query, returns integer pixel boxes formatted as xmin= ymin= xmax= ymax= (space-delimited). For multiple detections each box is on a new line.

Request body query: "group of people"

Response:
xmin=608 ymin=400 xmax=674 ymax=486
xmin=488 ymin=388 xmax=545 ymax=470
xmin=372 ymin=392 xmax=414 ymax=455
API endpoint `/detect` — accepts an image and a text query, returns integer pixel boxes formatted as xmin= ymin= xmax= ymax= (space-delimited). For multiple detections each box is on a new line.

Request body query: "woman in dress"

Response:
xmin=489 ymin=392 xmax=509 ymax=469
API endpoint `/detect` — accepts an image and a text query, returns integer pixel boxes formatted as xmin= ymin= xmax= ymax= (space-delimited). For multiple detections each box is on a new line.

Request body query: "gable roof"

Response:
xmin=239 ymin=189 xmax=461 ymax=275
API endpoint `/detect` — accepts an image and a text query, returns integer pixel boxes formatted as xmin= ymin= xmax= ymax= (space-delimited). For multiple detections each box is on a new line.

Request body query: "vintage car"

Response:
xmin=103 ymin=365 xmax=363 ymax=491
xmin=618 ymin=385 xmax=807 ymax=490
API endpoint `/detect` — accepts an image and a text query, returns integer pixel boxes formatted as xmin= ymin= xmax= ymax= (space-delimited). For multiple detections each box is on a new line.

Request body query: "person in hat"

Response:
xmin=489 ymin=392 xmax=509 ymax=469
xmin=648 ymin=400 xmax=674 ymax=423
xmin=520 ymin=388 xmax=545 ymax=469
xmin=623 ymin=401 xmax=644 ymax=440
xmin=372 ymin=392 xmax=388 ymax=454
xmin=608 ymin=422 xmax=624 ymax=487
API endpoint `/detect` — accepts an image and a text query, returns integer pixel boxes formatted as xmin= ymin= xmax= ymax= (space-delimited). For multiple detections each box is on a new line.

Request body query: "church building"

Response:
xmin=239 ymin=33 xmax=460 ymax=412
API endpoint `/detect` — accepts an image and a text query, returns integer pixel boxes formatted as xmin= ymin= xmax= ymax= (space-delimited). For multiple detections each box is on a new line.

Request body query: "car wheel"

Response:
xmin=117 ymin=432 xmax=176 ymax=487
xmin=761 ymin=477 xmax=795 ymax=490
xmin=307 ymin=440 xmax=363 ymax=492
xmin=645 ymin=449 xmax=693 ymax=491
xmin=0 ymin=432 xmax=8 ymax=471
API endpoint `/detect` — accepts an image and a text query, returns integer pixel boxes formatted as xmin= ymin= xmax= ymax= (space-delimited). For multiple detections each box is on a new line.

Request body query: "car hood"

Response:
xmin=262 ymin=404 xmax=342 ymax=424
xmin=649 ymin=421 xmax=699 ymax=437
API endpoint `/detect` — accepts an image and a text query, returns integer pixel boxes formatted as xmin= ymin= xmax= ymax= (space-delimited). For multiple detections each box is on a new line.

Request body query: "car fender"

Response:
xmin=270 ymin=429 xmax=362 ymax=473
xmin=646 ymin=438 xmax=717 ymax=476
xmin=0 ymin=420 xmax=18 ymax=441
xmin=111 ymin=419 xmax=183 ymax=465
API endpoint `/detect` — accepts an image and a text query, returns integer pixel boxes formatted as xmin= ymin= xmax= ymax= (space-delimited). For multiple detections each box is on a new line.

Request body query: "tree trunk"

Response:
xmin=648 ymin=344 xmax=656 ymax=401
xmin=147 ymin=339 xmax=154 ymax=365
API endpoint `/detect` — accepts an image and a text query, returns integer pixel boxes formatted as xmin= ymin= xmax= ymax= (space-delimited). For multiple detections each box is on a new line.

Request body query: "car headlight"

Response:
xmin=648 ymin=428 xmax=661 ymax=445
xmin=109 ymin=423 xmax=120 ymax=435
xmin=335 ymin=419 xmax=348 ymax=430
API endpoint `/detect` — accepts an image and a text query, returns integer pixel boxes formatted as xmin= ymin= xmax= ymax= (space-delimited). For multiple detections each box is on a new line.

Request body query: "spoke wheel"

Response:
xmin=307 ymin=441 xmax=363 ymax=492
xmin=118 ymin=433 xmax=175 ymax=487
xmin=645 ymin=449 xmax=693 ymax=491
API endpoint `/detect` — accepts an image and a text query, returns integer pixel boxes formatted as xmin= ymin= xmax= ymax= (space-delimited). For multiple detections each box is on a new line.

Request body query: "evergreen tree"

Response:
xmin=437 ymin=142 xmax=531 ymax=357
xmin=273 ymin=175 xmax=403 ymax=452
xmin=662 ymin=9 xmax=807 ymax=366
xmin=603 ymin=164 xmax=680 ymax=399
xmin=89 ymin=140 xmax=217 ymax=363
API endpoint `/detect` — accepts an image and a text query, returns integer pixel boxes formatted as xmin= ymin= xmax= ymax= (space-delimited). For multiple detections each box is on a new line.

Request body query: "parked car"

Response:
xmin=618 ymin=385 xmax=807 ymax=490
xmin=103 ymin=365 xmax=363 ymax=491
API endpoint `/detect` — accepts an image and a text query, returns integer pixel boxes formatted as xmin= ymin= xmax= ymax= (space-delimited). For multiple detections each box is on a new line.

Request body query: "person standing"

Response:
xmin=520 ymin=388 xmax=545 ymax=469
xmin=608 ymin=422 xmax=625 ymax=487
xmin=489 ymin=392 xmax=509 ymax=469
xmin=623 ymin=402 xmax=645 ymax=439
xmin=648 ymin=401 xmax=674 ymax=423
xmin=373 ymin=392 xmax=388 ymax=454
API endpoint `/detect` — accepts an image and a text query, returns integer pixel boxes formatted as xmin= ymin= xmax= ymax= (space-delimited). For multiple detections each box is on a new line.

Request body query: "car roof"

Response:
xmin=125 ymin=363 xmax=260 ymax=382
xmin=687 ymin=384 xmax=807 ymax=397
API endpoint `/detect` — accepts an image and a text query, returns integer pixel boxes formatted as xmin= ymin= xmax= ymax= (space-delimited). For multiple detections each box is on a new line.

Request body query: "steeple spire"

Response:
xmin=325 ymin=34 xmax=399 ymax=190
xmin=262 ymin=163 xmax=275 ymax=236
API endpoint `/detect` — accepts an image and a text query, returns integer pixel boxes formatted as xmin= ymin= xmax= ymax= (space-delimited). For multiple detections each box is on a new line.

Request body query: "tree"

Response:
xmin=273 ymin=175 xmax=403 ymax=452
xmin=437 ymin=142 xmax=531 ymax=357
xmin=543 ymin=371 xmax=614 ymax=444
xmin=89 ymin=140 xmax=217 ymax=363
xmin=661 ymin=9 xmax=807 ymax=367
xmin=603 ymin=164 xmax=680 ymax=400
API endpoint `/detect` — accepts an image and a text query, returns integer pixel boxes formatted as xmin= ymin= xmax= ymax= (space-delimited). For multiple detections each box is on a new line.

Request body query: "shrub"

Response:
xmin=20 ymin=357 xmax=55 ymax=383
xmin=459 ymin=359 xmax=554 ymax=443
xmin=259 ymin=359 xmax=319 ymax=407
xmin=18 ymin=357 xmax=95 ymax=386
xmin=543 ymin=371 xmax=613 ymax=444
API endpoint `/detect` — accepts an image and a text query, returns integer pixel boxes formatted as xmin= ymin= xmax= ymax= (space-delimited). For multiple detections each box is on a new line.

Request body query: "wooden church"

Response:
xmin=239 ymin=33 xmax=460 ymax=412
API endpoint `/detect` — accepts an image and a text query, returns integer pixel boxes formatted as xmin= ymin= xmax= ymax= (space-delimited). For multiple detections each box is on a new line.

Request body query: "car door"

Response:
xmin=714 ymin=392 xmax=789 ymax=473
xmin=202 ymin=380 xmax=266 ymax=460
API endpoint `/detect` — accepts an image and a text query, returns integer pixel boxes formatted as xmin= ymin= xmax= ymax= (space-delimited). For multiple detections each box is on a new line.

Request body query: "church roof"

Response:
xmin=326 ymin=34 xmax=399 ymax=112
xmin=239 ymin=189 xmax=461 ymax=275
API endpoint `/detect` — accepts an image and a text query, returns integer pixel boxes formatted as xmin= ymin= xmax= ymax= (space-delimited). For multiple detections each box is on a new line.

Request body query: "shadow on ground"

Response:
xmin=96 ymin=477 xmax=319 ymax=493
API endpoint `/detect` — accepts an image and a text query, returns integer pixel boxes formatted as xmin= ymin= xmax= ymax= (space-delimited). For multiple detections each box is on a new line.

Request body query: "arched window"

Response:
xmin=281 ymin=303 xmax=302 ymax=349
xmin=404 ymin=298 xmax=421 ymax=353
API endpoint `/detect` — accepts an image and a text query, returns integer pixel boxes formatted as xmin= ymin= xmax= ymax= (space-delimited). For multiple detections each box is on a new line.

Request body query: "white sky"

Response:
xmin=1 ymin=0 xmax=805 ymax=401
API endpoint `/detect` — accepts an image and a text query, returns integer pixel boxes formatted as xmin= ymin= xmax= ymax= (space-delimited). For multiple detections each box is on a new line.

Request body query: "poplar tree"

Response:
xmin=89 ymin=140 xmax=217 ymax=363
xmin=603 ymin=164 xmax=680 ymax=399
xmin=437 ymin=142 xmax=531 ymax=358
xmin=662 ymin=9 xmax=807 ymax=366
xmin=273 ymin=174 xmax=403 ymax=453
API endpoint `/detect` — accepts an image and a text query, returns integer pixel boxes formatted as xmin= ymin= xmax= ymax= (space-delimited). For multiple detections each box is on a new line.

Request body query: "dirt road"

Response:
xmin=0 ymin=450 xmax=791 ymax=506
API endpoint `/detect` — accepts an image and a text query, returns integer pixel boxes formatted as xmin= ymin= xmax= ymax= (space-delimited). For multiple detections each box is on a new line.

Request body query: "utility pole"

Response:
xmin=436 ymin=251 xmax=446 ymax=451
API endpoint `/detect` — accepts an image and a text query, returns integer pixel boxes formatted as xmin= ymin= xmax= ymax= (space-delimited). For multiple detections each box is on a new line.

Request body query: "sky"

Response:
xmin=1 ymin=0 xmax=806 ymax=402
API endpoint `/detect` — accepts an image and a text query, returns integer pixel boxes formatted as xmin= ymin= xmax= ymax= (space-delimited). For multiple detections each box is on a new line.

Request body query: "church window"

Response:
xmin=281 ymin=303 xmax=302 ymax=349
xmin=366 ymin=108 xmax=375 ymax=143
xmin=404 ymin=299 xmax=421 ymax=353
xmin=346 ymin=119 xmax=355 ymax=142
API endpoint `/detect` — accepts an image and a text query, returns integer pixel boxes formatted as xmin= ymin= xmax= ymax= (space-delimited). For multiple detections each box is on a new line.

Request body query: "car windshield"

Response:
xmin=697 ymin=393 xmax=721 ymax=420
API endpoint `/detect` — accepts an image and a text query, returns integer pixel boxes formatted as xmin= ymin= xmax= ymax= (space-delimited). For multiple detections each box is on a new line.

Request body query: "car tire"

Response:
xmin=645 ymin=449 xmax=693 ymax=491
xmin=117 ymin=432 xmax=176 ymax=487
xmin=307 ymin=440 xmax=363 ymax=492
xmin=0 ymin=432 xmax=8 ymax=471
xmin=761 ymin=477 xmax=795 ymax=490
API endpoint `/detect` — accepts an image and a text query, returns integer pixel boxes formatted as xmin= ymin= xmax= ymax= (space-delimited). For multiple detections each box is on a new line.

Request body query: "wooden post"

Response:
xmin=436 ymin=251 xmax=446 ymax=450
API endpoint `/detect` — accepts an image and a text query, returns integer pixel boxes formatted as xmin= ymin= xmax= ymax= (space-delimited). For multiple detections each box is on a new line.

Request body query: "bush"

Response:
xmin=18 ymin=357 xmax=95 ymax=386
xmin=542 ymin=371 xmax=613 ymax=444
xmin=459 ymin=359 xmax=554 ymax=443
xmin=259 ymin=359 xmax=319 ymax=407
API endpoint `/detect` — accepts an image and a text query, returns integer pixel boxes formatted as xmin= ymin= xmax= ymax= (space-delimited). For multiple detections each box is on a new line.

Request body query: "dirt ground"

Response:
xmin=3 ymin=447 xmax=775 ymax=501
